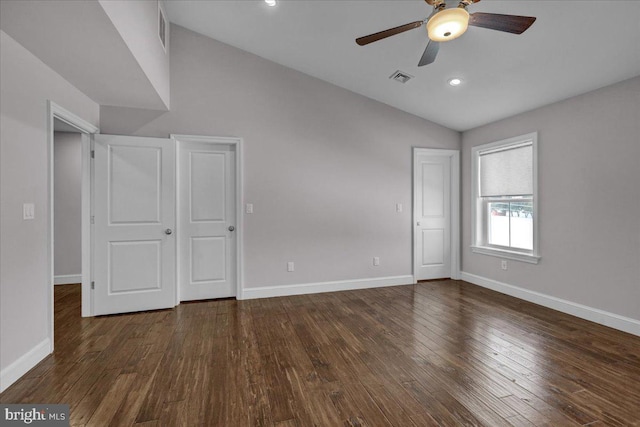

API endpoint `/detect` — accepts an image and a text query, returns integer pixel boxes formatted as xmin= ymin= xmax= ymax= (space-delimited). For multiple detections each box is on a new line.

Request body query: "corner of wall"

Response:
xmin=461 ymin=272 xmax=640 ymax=337
xmin=0 ymin=339 xmax=51 ymax=393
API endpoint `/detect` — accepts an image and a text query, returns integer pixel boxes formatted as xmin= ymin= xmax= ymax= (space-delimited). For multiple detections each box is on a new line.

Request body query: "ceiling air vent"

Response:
xmin=389 ymin=70 xmax=413 ymax=84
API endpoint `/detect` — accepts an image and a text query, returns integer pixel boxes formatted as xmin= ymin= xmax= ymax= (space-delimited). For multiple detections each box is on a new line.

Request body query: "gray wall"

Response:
xmin=98 ymin=0 xmax=170 ymax=109
xmin=0 ymin=30 xmax=99 ymax=376
xmin=54 ymin=132 xmax=82 ymax=278
xmin=461 ymin=76 xmax=640 ymax=321
xmin=101 ymin=25 xmax=461 ymax=289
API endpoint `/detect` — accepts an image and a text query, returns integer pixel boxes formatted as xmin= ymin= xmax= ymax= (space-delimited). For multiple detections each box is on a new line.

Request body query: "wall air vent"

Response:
xmin=158 ymin=4 xmax=167 ymax=51
xmin=389 ymin=70 xmax=413 ymax=84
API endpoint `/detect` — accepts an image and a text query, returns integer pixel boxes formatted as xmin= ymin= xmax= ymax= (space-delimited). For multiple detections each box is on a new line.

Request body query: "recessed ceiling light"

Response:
xmin=265 ymin=0 xmax=277 ymax=6
xmin=448 ymin=78 xmax=462 ymax=87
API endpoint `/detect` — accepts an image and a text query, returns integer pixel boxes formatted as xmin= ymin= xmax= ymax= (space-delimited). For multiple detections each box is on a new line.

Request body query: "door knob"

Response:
xmin=165 ymin=228 xmax=173 ymax=235
xmin=228 ymin=226 xmax=235 ymax=232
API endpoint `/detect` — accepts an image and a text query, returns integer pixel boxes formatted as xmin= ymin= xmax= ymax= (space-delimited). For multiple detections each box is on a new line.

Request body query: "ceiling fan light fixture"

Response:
xmin=427 ymin=7 xmax=469 ymax=42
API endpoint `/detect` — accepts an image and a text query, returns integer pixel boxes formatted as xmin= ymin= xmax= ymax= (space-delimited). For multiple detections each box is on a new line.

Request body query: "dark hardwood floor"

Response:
xmin=2 ymin=280 xmax=639 ymax=426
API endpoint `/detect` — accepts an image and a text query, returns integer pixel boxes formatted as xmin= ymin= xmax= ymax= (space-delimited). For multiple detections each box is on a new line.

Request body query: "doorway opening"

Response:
xmin=48 ymin=101 xmax=99 ymax=353
xmin=53 ymin=121 xmax=84 ymax=328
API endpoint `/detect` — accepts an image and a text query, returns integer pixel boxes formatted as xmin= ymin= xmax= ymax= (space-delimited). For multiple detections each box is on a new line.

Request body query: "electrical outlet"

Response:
xmin=396 ymin=203 xmax=403 ymax=213
xmin=287 ymin=262 xmax=295 ymax=272
xmin=373 ymin=257 xmax=380 ymax=266
xmin=246 ymin=203 xmax=253 ymax=214
xmin=501 ymin=260 xmax=508 ymax=271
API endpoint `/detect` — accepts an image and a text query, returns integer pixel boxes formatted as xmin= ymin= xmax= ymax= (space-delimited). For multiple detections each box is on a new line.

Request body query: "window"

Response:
xmin=471 ymin=132 xmax=540 ymax=263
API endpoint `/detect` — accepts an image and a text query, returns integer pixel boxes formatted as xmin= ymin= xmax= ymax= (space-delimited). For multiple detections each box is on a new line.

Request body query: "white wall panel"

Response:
xmin=190 ymin=237 xmax=226 ymax=283
xmin=190 ymin=152 xmax=225 ymax=222
xmin=421 ymin=163 xmax=445 ymax=218
xmin=109 ymin=241 xmax=161 ymax=293
xmin=422 ymin=229 xmax=444 ymax=266
xmin=109 ymin=146 xmax=161 ymax=224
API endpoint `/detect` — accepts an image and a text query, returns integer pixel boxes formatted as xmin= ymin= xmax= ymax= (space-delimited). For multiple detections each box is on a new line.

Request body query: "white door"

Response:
xmin=178 ymin=141 xmax=236 ymax=301
xmin=415 ymin=152 xmax=451 ymax=280
xmin=93 ymin=134 xmax=176 ymax=315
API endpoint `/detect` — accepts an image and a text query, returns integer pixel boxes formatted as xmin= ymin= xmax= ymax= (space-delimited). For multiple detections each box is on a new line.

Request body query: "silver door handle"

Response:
xmin=165 ymin=228 xmax=173 ymax=235
xmin=228 ymin=226 xmax=235 ymax=232
xmin=417 ymin=221 xmax=421 ymax=226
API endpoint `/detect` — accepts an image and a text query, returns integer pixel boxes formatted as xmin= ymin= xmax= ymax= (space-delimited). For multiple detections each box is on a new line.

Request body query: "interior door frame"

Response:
xmin=412 ymin=148 xmax=461 ymax=281
xmin=47 ymin=101 xmax=99 ymax=352
xmin=171 ymin=134 xmax=244 ymax=301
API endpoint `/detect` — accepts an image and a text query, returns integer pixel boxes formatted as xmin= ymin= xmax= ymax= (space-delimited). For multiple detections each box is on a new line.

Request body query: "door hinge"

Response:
xmin=91 ymin=150 xmax=95 ymax=159
xmin=90 ymin=215 xmax=95 ymax=224
xmin=91 ymin=281 xmax=95 ymax=290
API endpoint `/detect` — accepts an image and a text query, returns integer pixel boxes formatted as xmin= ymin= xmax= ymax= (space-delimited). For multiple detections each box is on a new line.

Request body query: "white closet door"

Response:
xmin=178 ymin=141 xmax=236 ymax=301
xmin=93 ymin=134 xmax=176 ymax=315
xmin=415 ymin=153 xmax=451 ymax=280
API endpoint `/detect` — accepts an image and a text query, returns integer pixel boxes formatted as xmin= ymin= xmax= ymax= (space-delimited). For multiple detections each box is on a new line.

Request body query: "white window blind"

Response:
xmin=479 ymin=143 xmax=533 ymax=197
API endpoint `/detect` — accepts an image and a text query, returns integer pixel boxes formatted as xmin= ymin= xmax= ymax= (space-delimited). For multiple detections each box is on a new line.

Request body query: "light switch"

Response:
xmin=287 ymin=262 xmax=294 ymax=272
xmin=396 ymin=203 xmax=403 ymax=213
xmin=246 ymin=203 xmax=254 ymax=214
xmin=23 ymin=203 xmax=35 ymax=220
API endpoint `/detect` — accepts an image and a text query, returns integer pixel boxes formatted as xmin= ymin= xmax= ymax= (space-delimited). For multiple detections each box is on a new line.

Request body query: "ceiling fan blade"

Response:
xmin=356 ymin=21 xmax=423 ymax=46
xmin=418 ymin=40 xmax=439 ymax=66
xmin=468 ymin=12 xmax=536 ymax=34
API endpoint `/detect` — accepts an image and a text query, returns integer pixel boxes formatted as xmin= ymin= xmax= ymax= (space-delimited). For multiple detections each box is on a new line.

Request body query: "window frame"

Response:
xmin=471 ymin=132 xmax=540 ymax=264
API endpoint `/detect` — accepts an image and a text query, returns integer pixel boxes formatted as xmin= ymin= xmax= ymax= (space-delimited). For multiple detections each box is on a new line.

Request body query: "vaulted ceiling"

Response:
xmin=166 ymin=0 xmax=640 ymax=131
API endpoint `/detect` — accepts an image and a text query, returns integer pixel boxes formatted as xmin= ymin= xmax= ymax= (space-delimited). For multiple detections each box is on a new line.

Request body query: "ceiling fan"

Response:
xmin=356 ymin=0 xmax=536 ymax=67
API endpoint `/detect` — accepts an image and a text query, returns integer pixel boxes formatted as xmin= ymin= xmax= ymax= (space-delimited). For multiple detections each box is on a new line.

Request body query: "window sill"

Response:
xmin=471 ymin=246 xmax=541 ymax=264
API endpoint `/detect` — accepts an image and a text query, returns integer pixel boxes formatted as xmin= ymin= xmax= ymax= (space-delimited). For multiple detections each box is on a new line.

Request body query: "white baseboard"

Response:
xmin=54 ymin=274 xmax=81 ymax=285
xmin=241 ymin=275 xmax=415 ymax=300
xmin=461 ymin=272 xmax=640 ymax=337
xmin=0 ymin=338 xmax=51 ymax=393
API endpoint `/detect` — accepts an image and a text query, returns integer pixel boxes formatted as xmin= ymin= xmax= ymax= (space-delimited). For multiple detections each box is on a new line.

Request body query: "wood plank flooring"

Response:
xmin=2 ymin=280 xmax=639 ymax=426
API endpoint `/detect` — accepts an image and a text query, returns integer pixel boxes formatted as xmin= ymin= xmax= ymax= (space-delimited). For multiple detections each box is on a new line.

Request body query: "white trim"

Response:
xmin=81 ymin=133 xmax=93 ymax=317
xmin=0 ymin=339 xmax=51 ymax=393
xmin=170 ymin=134 xmax=244 ymax=301
xmin=412 ymin=148 xmax=461 ymax=281
xmin=471 ymin=132 xmax=539 ymax=261
xmin=242 ymin=275 xmax=415 ymax=300
xmin=49 ymin=102 xmax=99 ymax=135
xmin=461 ymin=272 xmax=640 ymax=337
xmin=48 ymin=100 xmax=100 ymax=345
xmin=471 ymin=246 xmax=540 ymax=264
xmin=54 ymin=274 xmax=82 ymax=285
